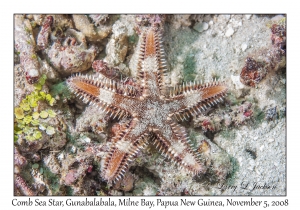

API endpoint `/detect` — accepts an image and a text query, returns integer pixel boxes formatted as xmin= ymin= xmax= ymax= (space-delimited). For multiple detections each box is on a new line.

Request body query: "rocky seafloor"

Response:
xmin=14 ymin=14 xmax=286 ymax=196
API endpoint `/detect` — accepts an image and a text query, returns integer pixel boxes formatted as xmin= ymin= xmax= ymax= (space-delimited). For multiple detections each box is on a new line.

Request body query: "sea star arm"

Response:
xmin=67 ymin=74 xmax=139 ymax=119
xmin=137 ymin=28 xmax=168 ymax=97
xmin=152 ymin=122 xmax=206 ymax=175
xmin=101 ymin=118 xmax=149 ymax=182
xmin=169 ymin=80 xmax=227 ymax=121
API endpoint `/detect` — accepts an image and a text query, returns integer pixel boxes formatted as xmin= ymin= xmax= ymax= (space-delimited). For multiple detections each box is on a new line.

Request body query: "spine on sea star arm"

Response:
xmin=171 ymin=80 xmax=227 ymax=121
xmin=136 ymin=28 xmax=168 ymax=95
xmin=153 ymin=122 xmax=206 ymax=175
xmin=102 ymin=122 xmax=149 ymax=183
xmin=67 ymin=74 xmax=138 ymax=119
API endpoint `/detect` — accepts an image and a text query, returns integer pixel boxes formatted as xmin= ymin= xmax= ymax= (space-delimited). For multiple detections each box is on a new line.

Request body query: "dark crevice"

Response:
xmin=245 ymin=149 xmax=257 ymax=160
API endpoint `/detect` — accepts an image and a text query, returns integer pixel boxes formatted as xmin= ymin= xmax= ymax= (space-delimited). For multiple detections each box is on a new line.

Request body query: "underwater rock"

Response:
xmin=39 ymin=59 xmax=60 ymax=82
xmin=17 ymin=137 xmax=45 ymax=154
xmin=271 ymin=23 xmax=286 ymax=52
xmin=193 ymin=22 xmax=209 ymax=33
xmin=75 ymin=105 xmax=108 ymax=138
xmin=47 ymin=29 xmax=97 ymax=75
xmin=32 ymin=15 xmax=45 ymax=26
xmin=14 ymin=15 xmax=40 ymax=84
xmin=171 ymin=15 xmax=191 ymax=29
xmin=14 ymin=174 xmax=36 ymax=196
xmin=240 ymin=57 xmax=268 ymax=87
xmin=266 ymin=106 xmax=277 ymax=121
xmin=81 ymin=177 xmax=102 ymax=196
xmin=52 ymin=15 xmax=74 ymax=31
xmin=37 ymin=16 xmax=53 ymax=50
xmin=14 ymin=65 xmax=35 ymax=106
xmin=194 ymin=116 xmax=217 ymax=132
xmin=104 ymin=21 xmax=128 ymax=65
xmin=73 ymin=15 xmax=112 ymax=42
xmin=14 ymin=146 xmax=27 ymax=167
xmin=60 ymin=151 xmax=94 ymax=187
xmin=228 ymin=101 xmax=253 ymax=126
xmin=204 ymin=139 xmax=232 ymax=183
xmin=225 ymin=27 xmax=235 ymax=37
xmin=133 ymin=178 xmax=158 ymax=196
xmin=43 ymin=153 xmax=61 ymax=175
xmin=89 ymin=14 xmax=109 ymax=26
xmin=14 ymin=146 xmax=28 ymax=173
xmin=241 ymin=43 xmax=248 ymax=52
xmin=92 ymin=60 xmax=123 ymax=80
xmin=37 ymin=109 xmax=67 ymax=150
xmin=240 ymin=17 xmax=286 ymax=87
xmin=135 ymin=14 xmax=166 ymax=33
xmin=231 ymin=75 xmax=245 ymax=90
xmin=64 ymin=169 xmax=77 ymax=185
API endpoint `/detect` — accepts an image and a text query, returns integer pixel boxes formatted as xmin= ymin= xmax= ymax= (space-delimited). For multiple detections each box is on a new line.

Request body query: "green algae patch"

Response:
xmin=50 ymin=81 xmax=72 ymax=100
xmin=14 ymin=75 xmax=57 ymax=142
xmin=183 ymin=53 xmax=197 ymax=82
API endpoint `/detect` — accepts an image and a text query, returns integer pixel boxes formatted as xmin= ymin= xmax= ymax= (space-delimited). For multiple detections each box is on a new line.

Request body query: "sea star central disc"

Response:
xmin=67 ymin=27 xmax=227 ymax=183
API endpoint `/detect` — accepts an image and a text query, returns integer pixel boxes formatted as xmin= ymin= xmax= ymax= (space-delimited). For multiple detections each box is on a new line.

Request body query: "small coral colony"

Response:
xmin=14 ymin=14 xmax=285 ymax=195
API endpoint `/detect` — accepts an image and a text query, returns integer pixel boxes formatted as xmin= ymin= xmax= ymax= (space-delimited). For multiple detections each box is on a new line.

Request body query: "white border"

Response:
xmin=3 ymin=0 xmax=298 ymax=209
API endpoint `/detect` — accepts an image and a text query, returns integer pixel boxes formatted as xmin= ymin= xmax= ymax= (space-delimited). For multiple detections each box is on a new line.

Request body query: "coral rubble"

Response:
xmin=15 ymin=15 xmax=40 ymax=84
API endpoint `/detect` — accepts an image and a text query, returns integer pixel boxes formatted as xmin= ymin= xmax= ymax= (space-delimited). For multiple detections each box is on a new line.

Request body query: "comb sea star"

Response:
xmin=67 ymin=27 xmax=227 ymax=183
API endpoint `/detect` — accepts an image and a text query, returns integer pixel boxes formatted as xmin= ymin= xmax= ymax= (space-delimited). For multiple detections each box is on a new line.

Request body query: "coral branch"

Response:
xmin=37 ymin=16 xmax=53 ymax=50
